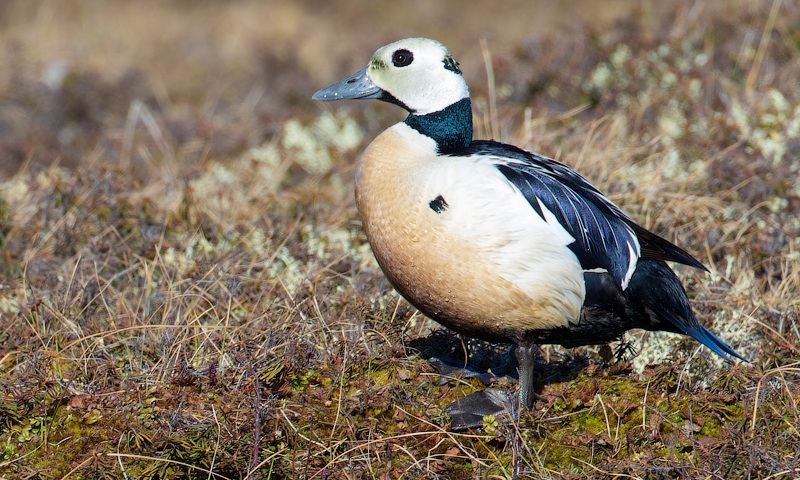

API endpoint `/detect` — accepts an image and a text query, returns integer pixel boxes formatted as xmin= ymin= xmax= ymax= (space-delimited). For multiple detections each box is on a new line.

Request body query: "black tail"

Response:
xmin=625 ymin=260 xmax=746 ymax=362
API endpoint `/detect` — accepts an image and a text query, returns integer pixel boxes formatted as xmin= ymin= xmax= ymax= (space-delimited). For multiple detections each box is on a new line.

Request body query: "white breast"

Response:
xmin=356 ymin=123 xmax=586 ymax=339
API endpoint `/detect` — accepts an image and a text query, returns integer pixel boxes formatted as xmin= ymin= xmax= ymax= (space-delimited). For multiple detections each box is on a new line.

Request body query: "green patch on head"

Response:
xmin=443 ymin=54 xmax=461 ymax=74
xmin=371 ymin=57 xmax=388 ymax=71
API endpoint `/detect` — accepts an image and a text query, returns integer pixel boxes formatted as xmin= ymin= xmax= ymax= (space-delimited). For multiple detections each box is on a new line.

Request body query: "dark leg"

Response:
xmin=439 ymin=344 xmax=538 ymax=429
xmin=514 ymin=343 xmax=536 ymax=410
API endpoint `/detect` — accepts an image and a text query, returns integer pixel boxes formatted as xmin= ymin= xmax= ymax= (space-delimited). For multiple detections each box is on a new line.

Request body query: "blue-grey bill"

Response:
xmin=312 ymin=66 xmax=382 ymax=101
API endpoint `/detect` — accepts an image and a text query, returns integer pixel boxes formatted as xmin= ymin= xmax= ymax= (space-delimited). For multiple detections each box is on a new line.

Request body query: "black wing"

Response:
xmin=453 ymin=140 xmax=706 ymax=289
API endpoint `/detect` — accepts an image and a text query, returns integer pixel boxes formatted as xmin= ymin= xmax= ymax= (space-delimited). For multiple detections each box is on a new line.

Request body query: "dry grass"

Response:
xmin=1 ymin=0 xmax=799 ymax=478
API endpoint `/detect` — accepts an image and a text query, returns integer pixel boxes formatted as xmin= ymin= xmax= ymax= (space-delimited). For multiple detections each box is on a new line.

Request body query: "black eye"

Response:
xmin=392 ymin=49 xmax=414 ymax=67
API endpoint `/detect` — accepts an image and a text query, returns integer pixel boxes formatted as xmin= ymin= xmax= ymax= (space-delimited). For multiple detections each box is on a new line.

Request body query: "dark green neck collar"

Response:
xmin=404 ymin=98 xmax=472 ymax=153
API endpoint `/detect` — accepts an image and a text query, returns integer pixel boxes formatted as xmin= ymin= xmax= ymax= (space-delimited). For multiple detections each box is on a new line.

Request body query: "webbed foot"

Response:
xmin=444 ymin=388 xmax=514 ymax=430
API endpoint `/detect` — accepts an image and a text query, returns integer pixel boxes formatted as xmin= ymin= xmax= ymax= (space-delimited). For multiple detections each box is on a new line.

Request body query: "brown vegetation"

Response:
xmin=1 ymin=0 xmax=798 ymax=478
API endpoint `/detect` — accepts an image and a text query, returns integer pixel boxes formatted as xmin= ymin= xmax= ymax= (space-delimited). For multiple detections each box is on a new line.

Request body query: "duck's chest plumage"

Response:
xmin=355 ymin=123 xmax=585 ymax=344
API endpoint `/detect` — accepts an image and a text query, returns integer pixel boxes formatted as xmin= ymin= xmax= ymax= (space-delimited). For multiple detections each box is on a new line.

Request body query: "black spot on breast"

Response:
xmin=429 ymin=195 xmax=449 ymax=214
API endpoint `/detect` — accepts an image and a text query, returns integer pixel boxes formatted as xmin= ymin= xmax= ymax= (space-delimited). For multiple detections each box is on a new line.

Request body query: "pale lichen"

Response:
xmin=0 ymin=293 xmax=20 ymax=314
xmin=268 ymin=245 xmax=306 ymax=294
xmin=282 ymin=111 xmax=363 ymax=174
xmin=728 ymin=89 xmax=800 ymax=164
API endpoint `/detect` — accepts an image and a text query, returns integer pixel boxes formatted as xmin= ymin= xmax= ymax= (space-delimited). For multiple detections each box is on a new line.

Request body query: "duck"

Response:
xmin=312 ymin=38 xmax=744 ymax=422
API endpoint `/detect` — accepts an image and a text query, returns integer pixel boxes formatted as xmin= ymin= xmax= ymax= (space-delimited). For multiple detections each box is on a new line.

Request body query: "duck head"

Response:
xmin=312 ymin=38 xmax=469 ymax=115
xmin=313 ymin=38 xmax=473 ymax=152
